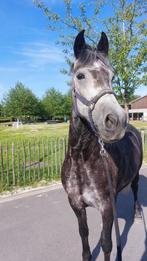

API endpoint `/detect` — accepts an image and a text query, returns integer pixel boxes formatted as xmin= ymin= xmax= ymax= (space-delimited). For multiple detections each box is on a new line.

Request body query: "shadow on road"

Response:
xmin=91 ymin=174 xmax=147 ymax=261
xmin=91 ymin=240 xmax=101 ymax=261
xmin=139 ymin=174 xmax=147 ymax=261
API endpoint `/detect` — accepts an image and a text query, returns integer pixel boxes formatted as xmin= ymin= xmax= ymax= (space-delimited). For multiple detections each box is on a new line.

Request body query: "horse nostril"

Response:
xmin=105 ymin=114 xmax=118 ymax=130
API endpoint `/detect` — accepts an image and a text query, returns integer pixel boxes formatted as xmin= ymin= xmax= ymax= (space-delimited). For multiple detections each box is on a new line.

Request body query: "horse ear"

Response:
xmin=97 ymin=32 xmax=109 ymax=55
xmin=74 ymin=30 xmax=86 ymax=59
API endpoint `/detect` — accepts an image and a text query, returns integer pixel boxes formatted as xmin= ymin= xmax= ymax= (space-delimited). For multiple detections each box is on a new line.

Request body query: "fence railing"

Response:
xmin=0 ymin=137 xmax=68 ymax=192
xmin=0 ymin=132 xmax=147 ymax=192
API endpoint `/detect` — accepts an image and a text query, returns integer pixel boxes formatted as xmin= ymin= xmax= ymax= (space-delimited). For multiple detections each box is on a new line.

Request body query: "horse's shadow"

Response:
xmin=91 ymin=174 xmax=147 ymax=261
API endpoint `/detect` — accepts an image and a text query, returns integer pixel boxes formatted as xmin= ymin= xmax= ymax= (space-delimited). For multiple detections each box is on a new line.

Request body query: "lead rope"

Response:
xmin=99 ymin=138 xmax=122 ymax=261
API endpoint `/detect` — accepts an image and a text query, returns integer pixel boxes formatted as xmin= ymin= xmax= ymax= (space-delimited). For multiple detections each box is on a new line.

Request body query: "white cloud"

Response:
xmin=14 ymin=42 xmax=65 ymax=68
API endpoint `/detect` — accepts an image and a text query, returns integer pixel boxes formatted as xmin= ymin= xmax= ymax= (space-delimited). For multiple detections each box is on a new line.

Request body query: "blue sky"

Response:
xmin=0 ymin=0 xmax=146 ymax=101
xmin=0 ymin=0 xmax=69 ymax=101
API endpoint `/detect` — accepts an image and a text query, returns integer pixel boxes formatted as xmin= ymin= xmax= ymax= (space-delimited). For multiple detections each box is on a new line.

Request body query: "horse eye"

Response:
xmin=77 ymin=73 xmax=85 ymax=80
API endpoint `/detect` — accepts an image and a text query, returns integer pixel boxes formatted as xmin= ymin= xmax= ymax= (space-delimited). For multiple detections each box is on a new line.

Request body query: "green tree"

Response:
xmin=3 ymin=82 xmax=41 ymax=121
xmin=42 ymin=88 xmax=72 ymax=120
xmin=0 ymin=103 xmax=3 ymax=117
xmin=105 ymin=0 xmax=146 ymax=111
xmin=34 ymin=0 xmax=146 ymax=110
xmin=42 ymin=88 xmax=64 ymax=119
xmin=62 ymin=90 xmax=72 ymax=119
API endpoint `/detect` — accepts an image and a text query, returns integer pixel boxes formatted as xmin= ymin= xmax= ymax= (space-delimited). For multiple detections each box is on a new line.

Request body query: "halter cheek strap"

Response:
xmin=73 ymin=87 xmax=116 ymax=136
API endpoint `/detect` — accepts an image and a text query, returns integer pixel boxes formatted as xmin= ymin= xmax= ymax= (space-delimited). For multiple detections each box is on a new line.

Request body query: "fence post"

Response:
xmin=58 ymin=138 xmax=61 ymax=176
xmin=22 ymin=141 xmax=26 ymax=185
xmin=0 ymin=144 xmax=4 ymax=185
xmin=42 ymin=139 xmax=45 ymax=176
xmin=38 ymin=140 xmax=40 ymax=180
xmin=51 ymin=140 xmax=53 ymax=180
xmin=54 ymin=139 xmax=58 ymax=178
xmin=47 ymin=140 xmax=50 ymax=179
xmin=28 ymin=141 xmax=31 ymax=182
xmin=33 ymin=140 xmax=36 ymax=181
xmin=17 ymin=142 xmax=20 ymax=186
xmin=12 ymin=143 xmax=15 ymax=186
xmin=6 ymin=143 xmax=9 ymax=186
xmin=141 ymin=130 xmax=145 ymax=153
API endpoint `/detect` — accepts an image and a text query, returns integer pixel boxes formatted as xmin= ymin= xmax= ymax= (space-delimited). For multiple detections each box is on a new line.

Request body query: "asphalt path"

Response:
xmin=0 ymin=165 xmax=147 ymax=261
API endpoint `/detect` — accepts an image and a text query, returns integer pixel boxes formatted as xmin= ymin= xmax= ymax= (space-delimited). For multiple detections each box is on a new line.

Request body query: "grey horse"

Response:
xmin=61 ymin=30 xmax=142 ymax=261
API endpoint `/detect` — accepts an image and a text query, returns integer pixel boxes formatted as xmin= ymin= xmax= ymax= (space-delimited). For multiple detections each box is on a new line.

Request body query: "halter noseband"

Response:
xmin=73 ymin=87 xmax=116 ymax=136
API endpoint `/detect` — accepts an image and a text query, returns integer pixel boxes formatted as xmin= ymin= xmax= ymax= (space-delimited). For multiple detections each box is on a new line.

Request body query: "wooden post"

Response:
xmin=141 ymin=130 xmax=145 ymax=153
xmin=47 ymin=140 xmax=50 ymax=179
xmin=33 ymin=141 xmax=36 ymax=181
xmin=17 ymin=142 xmax=20 ymax=186
xmin=22 ymin=141 xmax=26 ymax=185
xmin=50 ymin=140 xmax=54 ymax=180
xmin=62 ymin=138 xmax=65 ymax=163
xmin=6 ymin=143 xmax=9 ymax=186
xmin=12 ymin=143 xmax=15 ymax=186
xmin=65 ymin=136 xmax=68 ymax=154
xmin=38 ymin=140 xmax=40 ymax=180
xmin=28 ymin=142 xmax=31 ymax=182
xmin=63 ymin=137 xmax=66 ymax=158
xmin=54 ymin=139 xmax=58 ymax=178
xmin=0 ymin=144 xmax=4 ymax=185
xmin=58 ymin=138 xmax=61 ymax=176
xmin=56 ymin=138 xmax=58 ymax=177
xmin=42 ymin=139 xmax=45 ymax=176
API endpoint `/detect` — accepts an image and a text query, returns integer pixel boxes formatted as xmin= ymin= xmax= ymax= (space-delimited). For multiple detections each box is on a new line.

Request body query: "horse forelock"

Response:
xmin=73 ymin=48 xmax=112 ymax=73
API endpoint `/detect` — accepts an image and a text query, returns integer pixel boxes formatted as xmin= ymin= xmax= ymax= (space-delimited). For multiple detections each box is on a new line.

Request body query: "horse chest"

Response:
xmin=82 ymin=186 xmax=104 ymax=211
xmin=66 ymin=165 xmax=104 ymax=211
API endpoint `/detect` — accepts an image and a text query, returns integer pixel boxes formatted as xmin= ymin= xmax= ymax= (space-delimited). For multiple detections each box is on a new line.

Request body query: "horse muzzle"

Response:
xmin=94 ymin=107 xmax=127 ymax=143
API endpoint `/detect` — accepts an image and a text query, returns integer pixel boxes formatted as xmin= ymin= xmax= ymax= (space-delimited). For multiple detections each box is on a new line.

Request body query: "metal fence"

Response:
xmin=0 ymin=132 xmax=147 ymax=192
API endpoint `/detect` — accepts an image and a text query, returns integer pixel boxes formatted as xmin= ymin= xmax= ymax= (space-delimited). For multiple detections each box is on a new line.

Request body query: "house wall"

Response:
xmin=131 ymin=96 xmax=147 ymax=109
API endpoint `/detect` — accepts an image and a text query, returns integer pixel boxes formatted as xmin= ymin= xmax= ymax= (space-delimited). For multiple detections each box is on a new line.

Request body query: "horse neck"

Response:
xmin=68 ymin=112 xmax=95 ymax=151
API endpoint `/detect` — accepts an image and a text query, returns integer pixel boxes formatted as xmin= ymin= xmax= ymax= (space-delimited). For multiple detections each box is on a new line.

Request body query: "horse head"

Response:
xmin=72 ymin=30 xmax=127 ymax=143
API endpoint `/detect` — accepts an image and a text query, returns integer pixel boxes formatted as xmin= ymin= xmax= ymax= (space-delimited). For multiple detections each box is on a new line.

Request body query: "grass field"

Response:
xmin=129 ymin=120 xmax=147 ymax=130
xmin=0 ymin=123 xmax=69 ymax=192
xmin=0 ymin=121 xmax=147 ymax=143
xmin=0 ymin=121 xmax=147 ymax=162
xmin=0 ymin=121 xmax=146 ymax=192
xmin=0 ymin=123 xmax=69 ymax=143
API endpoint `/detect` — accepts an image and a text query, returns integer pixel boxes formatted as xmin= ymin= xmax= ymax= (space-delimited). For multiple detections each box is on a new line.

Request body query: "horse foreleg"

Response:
xmin=100 ymin=203 xmax=113 ymax=261
xmin=131 ymin=172 xmax=142 ymax=220
xmin=69 ymin=199 xmax=91 ymax=261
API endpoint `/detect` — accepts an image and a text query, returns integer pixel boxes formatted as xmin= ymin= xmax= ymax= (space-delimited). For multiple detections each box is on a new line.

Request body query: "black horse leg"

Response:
xmin=100 ymin=204 xmax=113 ymax=261
xmin=69 ymin=199 xmax=91 ymax=261
xmin=131 ymin=172 xmax=142 ymax=220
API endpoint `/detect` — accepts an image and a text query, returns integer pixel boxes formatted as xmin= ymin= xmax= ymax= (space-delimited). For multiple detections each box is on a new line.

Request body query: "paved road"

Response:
xmin=0 ymin=165 xmax=147 ymax=261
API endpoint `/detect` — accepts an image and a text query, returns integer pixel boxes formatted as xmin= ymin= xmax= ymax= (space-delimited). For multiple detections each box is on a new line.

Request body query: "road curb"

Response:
xmin=0 ymin=182 xmax=62 ymax=203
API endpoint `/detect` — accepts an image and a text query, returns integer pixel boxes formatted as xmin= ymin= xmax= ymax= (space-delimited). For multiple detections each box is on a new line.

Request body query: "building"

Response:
xmin=129 ymin=95 xmax=147 ymax=121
